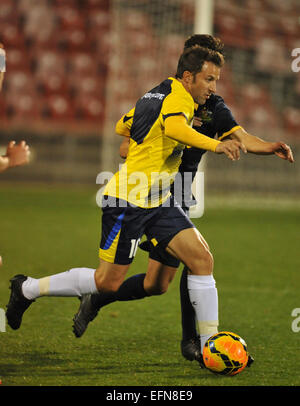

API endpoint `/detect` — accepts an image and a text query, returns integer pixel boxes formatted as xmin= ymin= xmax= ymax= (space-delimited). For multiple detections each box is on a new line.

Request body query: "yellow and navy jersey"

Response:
xmin=104 ymin=77 xmax=195 ymax=208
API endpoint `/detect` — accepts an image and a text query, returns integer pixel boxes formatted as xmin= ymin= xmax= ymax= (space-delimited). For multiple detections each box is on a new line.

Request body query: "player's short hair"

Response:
xmin=175 ymin=46 xmax=224 ymax=79
xmin=184 ymin=34 xmax=225 ymax=55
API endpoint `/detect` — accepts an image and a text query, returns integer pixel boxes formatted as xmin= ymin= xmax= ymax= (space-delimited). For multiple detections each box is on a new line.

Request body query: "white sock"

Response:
xmin=188 ymin=274 xmax=219 ymax=353
xmin=22 ymin=268 xmax=98 ymax=300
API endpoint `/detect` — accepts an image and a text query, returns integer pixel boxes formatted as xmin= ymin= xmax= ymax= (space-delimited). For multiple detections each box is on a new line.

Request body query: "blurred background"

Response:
xmin=0 ymin=0 xmax=299 ymax=203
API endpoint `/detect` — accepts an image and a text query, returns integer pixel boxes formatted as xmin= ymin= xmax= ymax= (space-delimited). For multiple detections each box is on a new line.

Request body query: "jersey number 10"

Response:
xmin=129 ymin=239 xmax=141 ymax=259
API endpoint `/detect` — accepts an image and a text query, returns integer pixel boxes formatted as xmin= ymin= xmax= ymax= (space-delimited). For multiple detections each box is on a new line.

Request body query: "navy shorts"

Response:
xmin=99 ymin=196 xmax=194 ymax=265
xmin=140 ymin=206 xmax=190 ymax=268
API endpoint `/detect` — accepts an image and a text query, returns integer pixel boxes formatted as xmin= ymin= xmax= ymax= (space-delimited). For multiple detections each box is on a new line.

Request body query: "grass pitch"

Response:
xmin=0 ymin=184 xmax=299 ymax=387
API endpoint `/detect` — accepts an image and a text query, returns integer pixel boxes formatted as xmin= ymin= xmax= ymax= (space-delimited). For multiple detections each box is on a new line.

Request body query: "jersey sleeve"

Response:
xmin=215 ymin=98 xmax=242 ymax=140
xmin=161 ymin=91 xmax=194 ymax=125
xmin=115 ymin=107 xmax=135 ymax=136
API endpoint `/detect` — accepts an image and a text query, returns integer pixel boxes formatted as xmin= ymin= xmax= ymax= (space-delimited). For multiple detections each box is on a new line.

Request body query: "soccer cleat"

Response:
xmin=197 ymin=353 xmax=205 ymax=369
xmin=181 ymin=336 xmax=201 ymax=361
xmin=72 ymin=293 xmax=99 ymax=338
xmin=247 ymin=354 xmax=254 ymax=367
xmin=181 ymin=336 xmax=206 ymax=368
xmin=6 ymin=274 xmax=34 ymax=330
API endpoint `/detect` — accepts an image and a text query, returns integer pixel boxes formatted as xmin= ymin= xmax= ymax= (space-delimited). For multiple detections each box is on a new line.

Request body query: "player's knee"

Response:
xmin=187 ymin=248 xmax=214 ymax=275
xmin=146 ymin=283 xmax=168 ymax=296
xmin=94 ymin=270 xmax=123 ymax=293
xmin=144 ymin=279 xmax=169 ymax=296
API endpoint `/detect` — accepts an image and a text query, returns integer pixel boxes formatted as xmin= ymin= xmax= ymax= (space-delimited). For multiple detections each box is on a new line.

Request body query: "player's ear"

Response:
xmin=182 ymin=70 xmax=193 ymax=85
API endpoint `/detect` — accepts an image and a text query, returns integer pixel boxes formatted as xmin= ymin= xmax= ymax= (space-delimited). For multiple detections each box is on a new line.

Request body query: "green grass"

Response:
xmin=0 ymin=184 xmax=300 ymax=387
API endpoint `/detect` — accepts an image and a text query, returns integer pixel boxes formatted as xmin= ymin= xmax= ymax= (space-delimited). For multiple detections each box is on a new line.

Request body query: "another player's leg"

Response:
xmin=141 ymin=240 xmax=201 ymax=362
xmin=179 ymin=265 xmax=201 ymax=361
xmin=72 ymin=258 xmax=177 ymax=337
xmin=73 ymin=272 xmax=148 ymax=338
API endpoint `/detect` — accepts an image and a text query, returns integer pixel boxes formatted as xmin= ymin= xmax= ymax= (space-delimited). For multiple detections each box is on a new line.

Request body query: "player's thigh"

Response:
xmin=167 ymin=228 xmax=213 ymax=274
xmin=144 ymin=258 xmax=177 ymax=295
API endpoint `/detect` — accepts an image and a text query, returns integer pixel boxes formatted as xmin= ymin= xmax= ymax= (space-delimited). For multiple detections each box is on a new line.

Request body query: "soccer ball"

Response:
xmin=203 ymin=331 xmax=249 ymax=376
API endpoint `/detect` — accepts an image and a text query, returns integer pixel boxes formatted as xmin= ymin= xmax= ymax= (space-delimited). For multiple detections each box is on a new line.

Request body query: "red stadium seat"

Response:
xmin=6 ymin=48 xmax=31 ymax=72
xmin=33 ymin=50 xmax=67 ymax=77
xmin=51 ymin=0 xmax=79 ymax=7
xmin=21 ymin=3 xmax=57 ymax=48
xmin=37 ymin=73 xmax=70 ymax=98
xmin=282 ymin=107 xmax=300 ymax=135
xmin=244 ymin=0 xmax=273 ymax=13
xmin=1 ymin=23 xmax=25 ymax=48
xmin=84 ymin=0 xmax=110 ymax=11
xmin=214 ymin=12 xmax=250 ymax=49
xmin=238 ymin=83 xmax=272 ymax=107
xmin=0 ymin=0 xmax=20 ymax=24
xmin=70 ymin=75 xmax=105 ymax=99
xmin=55 ymin=6 xmax=86 ymax=30
xmin=254 ymin=37 xmax=290 ymax=74
xmin=123 ymin=10 xmax=152 ymax=32
xmin=0 ymin=97 xmax=8 ymax=119
xmin=87 ymin=9 xmax=110 ymax=31
xmin=75 ymin=94 xmax=105 ymax=121
xmin=5 ymin=92 xmax=42 ymax=120
xmin=44 ymin=94 xmax=75 ymax=120
xmin=247 ymin=13 xmax=279 ymax=45
xmin=5 ymin=71 xmax=36 ymax=95
xmin=277 ymin=15 xmax=299 ymax=45
xmin=242 ymin=103 xmax=280 ymax=133
xmin=59 ymin=28 xmax=92 ymax=52
xmin=68 ymin=52 xmax=98 ymax=76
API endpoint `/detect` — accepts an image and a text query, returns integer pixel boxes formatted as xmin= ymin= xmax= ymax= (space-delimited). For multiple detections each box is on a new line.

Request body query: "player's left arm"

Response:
xmin=115 ymin=107 xmax=135 ymax=158
xmin=227 ymin=127 xmax=294 ymax=163
xmin=119 ymin=137 xmax=130 ymax=159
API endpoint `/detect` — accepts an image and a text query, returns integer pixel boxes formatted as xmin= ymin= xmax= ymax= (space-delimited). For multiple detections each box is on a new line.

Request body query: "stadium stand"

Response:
xmin=0 ymin=0 xmax=299 ymax=137
xmin=0 ymin=0 xmax=110 ymax=131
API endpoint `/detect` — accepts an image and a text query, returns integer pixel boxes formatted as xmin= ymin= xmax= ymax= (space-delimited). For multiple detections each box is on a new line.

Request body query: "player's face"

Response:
xmin=188 ymin=62 xmax=220 ymax=105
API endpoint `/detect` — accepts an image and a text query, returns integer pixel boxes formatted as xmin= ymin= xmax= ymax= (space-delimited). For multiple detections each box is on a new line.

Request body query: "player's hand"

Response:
xmin=6 ymin=140 xmax=31 ymax=168
xmin=193 ymin=116 xmax=202 ymax=128
xmin=215 ymin=139 xmax=247 ymax=161
xmin=272 ymin=142 xmax=294 ymax=163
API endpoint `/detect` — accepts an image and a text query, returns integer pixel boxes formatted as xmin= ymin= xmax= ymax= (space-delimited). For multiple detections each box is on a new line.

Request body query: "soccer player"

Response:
xmin=71 ymin=35 xmax=293 ymax=364
xmin=6 ymin=46 xmax=245 ymax=361
xmin=0 ymin=43 xmax=31 ymax=266
xmin=0 ymin=44 xmax=31 ymax=173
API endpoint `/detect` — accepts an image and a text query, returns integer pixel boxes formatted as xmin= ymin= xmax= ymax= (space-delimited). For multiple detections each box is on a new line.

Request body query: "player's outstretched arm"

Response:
xmin=0 ymin=141 xmax=31 ymax=173
xmin=229 ymin=127 xmax=294 ymax=163
xmin=165 ymin=115 xmax=246 ymax=161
